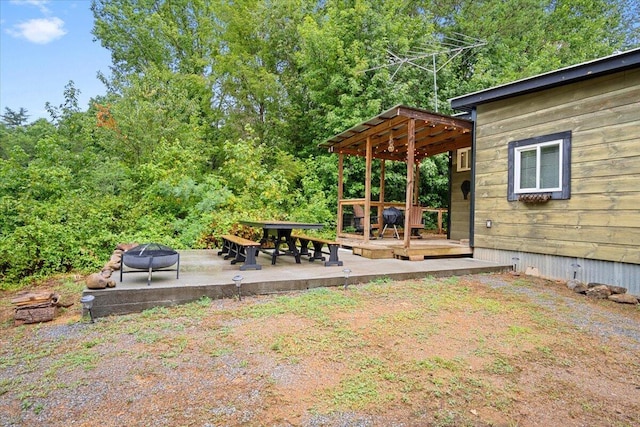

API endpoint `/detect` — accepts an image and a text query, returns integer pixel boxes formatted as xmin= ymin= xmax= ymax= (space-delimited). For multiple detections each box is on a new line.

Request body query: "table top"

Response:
xmin=240 ymin=220 xmax=324 ymax=230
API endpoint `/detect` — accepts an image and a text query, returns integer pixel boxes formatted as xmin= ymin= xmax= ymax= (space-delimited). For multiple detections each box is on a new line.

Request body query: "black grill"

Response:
xmin=379 ymin=207 xmax=404 ymax=239
xmin=382 ymin=207 xmax=404 ymax=226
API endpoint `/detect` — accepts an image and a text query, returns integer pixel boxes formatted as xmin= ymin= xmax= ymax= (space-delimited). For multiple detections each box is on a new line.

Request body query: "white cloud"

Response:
xmin=7 ymin=17 xmax=67 ymax=44
xmin=10 ymin=0 xmax=51 ymax=15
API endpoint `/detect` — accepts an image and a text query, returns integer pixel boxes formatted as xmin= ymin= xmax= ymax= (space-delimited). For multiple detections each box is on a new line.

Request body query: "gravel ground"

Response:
xmin=476 ymin=274 xmax=640 ymax=351
xmin=1 ymin=273 xmax=639 ymax=427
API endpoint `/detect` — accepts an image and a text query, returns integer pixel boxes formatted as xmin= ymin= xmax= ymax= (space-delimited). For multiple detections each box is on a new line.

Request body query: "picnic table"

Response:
xmin=240 ymin=220 xmax=323 ymax=265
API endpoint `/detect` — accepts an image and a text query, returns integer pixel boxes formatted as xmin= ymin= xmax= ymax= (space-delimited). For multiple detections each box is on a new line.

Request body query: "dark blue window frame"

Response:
xmin=507 ymin=131 xmax=571 ymax=201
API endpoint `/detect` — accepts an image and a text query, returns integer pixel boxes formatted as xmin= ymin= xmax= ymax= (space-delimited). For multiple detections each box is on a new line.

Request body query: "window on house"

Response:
xmin=507 ymin=131 xmax=571 ymax=201
xmin=457 ymin=147 xmax=471 ymax=172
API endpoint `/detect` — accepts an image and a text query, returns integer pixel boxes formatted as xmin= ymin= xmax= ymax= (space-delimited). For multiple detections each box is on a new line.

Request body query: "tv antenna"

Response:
xmin=362 ymin=32 xmax=486 ymax=112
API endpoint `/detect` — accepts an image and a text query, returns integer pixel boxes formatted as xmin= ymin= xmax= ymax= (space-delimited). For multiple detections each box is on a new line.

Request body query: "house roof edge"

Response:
xmin=450 ymin=48 xmax=640 ymax=112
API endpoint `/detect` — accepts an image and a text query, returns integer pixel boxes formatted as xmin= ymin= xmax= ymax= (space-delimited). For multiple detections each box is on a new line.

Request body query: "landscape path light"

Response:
xmin=511 ymin=257 xmax=520 ymax=273
xmin=570 ymin=262 xmax=581 ymax=280
xmin=233 ymin=275 xmax=243 ymax=301
xmin=80 ymin=295 xmax=95 ymax=323
xmin=342 ymin=268 xmax=352 ymax=290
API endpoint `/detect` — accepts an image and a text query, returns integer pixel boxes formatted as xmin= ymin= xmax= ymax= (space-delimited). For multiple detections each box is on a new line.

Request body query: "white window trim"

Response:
xmin=514 ymin=139 xmax=563 ymax=194
xmin=507 ymin=130 xmax=571 ymax=202
xmin=456 ymin=147 xmax=471 ymax=172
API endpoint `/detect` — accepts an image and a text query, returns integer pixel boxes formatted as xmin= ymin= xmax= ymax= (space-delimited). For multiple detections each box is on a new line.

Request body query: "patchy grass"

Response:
xmin=1 ymin=273 xmax=639 ymax=426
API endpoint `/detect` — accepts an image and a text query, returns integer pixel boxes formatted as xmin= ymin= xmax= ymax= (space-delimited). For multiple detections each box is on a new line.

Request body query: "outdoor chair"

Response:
xmin=353 ymin=205 xmax=379 ymax=236
xmin=408 ymin=206 xmax=425 ymax=238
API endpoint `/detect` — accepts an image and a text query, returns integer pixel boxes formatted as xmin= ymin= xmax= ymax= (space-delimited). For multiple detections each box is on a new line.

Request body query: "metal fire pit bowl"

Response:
xmin=120 ymin=243 xmax=180 ymax=286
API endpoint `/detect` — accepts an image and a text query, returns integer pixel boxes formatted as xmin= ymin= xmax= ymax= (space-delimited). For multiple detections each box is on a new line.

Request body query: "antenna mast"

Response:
xmin=363 ymin=33 xmax=486 ymax=112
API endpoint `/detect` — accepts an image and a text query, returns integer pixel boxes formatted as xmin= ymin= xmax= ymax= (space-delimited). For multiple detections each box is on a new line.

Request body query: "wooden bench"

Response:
xmin=217 ymin=235 xmax=262 ymax=270
xmin=291 ymin=234 xmax=343 ymax=267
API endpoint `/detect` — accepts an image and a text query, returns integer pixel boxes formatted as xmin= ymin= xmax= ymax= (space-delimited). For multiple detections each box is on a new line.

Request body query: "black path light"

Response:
xmin=511 ymin=257 xmax=520 ymax=273
xmin=570 ymin=262 xmax=581 ymax=280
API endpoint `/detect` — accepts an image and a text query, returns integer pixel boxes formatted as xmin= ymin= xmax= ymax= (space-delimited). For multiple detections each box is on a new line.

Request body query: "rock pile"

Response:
xmin=85 ymin=243 xmax=138 ymax=289
xmin=567 ymin=280 xmax=639 ymax=305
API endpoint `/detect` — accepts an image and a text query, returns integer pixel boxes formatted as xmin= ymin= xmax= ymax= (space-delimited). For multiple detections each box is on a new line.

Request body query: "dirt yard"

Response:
xmin=1 ymin=273 xmax=639 ymax=427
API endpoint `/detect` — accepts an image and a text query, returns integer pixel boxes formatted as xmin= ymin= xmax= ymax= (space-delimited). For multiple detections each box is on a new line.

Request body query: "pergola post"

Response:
xmin=413 ymin=161 xmax=421 ymax=205
xmin=364 ymin=136 xmax=373 ymax=243
xmin=379 ymin=159 xmax=385 ymax=228
xmin=404 ymin=119 xmax=415 ymax=248
xmin=337 ymin=153 xmax=344 ymax=236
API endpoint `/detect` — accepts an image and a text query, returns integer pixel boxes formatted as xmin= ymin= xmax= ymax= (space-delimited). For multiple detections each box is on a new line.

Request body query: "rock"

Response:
xmin=608 ymin=294 xmax=638 ymax=305
xmin=106 ymin=278 xmax=116 ymax=288
xmin=585 ymin=285 xmax=612 ymax=299
xmin=109 ymin=253 xmax=122 ymax=263
xmin=525 ymin=266 xmax=540 ymax=277
xmin=607 ymin=285 xmax=627 ymax=295
xmin=104 ymin=259 xmax=121 ymax=271
xmin=86 ymin=273 xmax=109 ymax=289
xmin=572 ymin=283 xmax=588 ymax=294
xmin=100 ymin=268 xmax=113 ymax=279
xmin=587 ymin=282 xmax=627 ymax=295
xmin=566 ymin=279 xmax=581 ymax=290
xmin=587 ymin=282 xmax=606 ymax=288
xmin=117 ymin=242 xmax=139 ymax=251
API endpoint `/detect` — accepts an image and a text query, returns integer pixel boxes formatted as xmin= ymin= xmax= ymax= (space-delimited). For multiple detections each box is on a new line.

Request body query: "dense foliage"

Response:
xmin=1 ymin=0 xmax=637 ymax=288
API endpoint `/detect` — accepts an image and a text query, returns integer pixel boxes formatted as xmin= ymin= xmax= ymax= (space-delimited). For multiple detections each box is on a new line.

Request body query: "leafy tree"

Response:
xmin=94 ymin=67 xmax=213 ymax=168
xmin=432 ymin=0 xmax=636 ymax=102
xmin=91 ymin=0 xmax=218 ymax=77
xmin=296 ymin=1 xmax=439 ymax=148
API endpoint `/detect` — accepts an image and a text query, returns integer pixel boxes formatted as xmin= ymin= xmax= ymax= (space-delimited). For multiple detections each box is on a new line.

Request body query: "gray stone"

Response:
xmin=566 ymin=279 xmax=581 ymax=290
xmin=572 ymin=283 xmax=588 ymax=294
xmin=606 ymin=285 xmax=627 ymax=295
xmin=587 ymin=282 xmax=627 ymax=295
xmin=587 ymin=282 xmax=607 ymax=288
xmin=608 ymin=294 xmax=638 ymax=305
xmin=585 ymin=285 xmax=612 ymax=299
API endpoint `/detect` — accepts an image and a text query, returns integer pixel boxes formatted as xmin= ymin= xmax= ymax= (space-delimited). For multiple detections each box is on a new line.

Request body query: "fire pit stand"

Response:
xmin=120 ymin=243 xmax=180 ymax=286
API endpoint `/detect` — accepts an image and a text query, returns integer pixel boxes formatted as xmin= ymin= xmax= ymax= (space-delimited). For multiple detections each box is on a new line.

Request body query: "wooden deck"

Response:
xmin=338 ymin=232 xmax=472 ymax=260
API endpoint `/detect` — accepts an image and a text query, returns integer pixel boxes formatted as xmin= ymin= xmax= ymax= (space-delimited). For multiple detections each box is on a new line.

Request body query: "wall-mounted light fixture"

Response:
xmin=486 ymin=219 xmax=492 ymax=228
xmin=461 ymin=180 xmax=471 ymax=200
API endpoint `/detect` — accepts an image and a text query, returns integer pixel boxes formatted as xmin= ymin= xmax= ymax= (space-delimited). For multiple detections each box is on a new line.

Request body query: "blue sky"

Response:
xmin=0 ymin=0 xmax=112 ymax=121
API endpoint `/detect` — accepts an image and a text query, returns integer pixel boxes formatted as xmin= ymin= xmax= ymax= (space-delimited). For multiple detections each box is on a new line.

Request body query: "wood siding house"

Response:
xmin=450 ymin=48 xmax=640 ymax=295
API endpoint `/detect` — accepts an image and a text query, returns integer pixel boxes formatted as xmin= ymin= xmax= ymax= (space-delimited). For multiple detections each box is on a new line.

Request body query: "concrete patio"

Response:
xmin=83 ymin=249 xmax=510 ymax=318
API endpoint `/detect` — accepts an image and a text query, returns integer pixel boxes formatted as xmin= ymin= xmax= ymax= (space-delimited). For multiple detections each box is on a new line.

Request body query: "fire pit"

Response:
xmin=120 ymin=243 xmax=180 ymax=286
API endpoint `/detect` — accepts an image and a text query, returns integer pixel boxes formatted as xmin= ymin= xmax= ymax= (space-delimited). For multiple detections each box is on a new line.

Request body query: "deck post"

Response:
xmin=364 ymin=136 xmax=373 ymax=243
xmin=404 ymin=119 xmax=415 ymax=249
xmin=337 ymin=153 xmax=344 ymax=236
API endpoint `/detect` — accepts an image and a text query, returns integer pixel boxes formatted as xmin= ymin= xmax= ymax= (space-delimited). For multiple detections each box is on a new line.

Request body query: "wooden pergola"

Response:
xmin=320 ymin=105 xmax=473 ymax=249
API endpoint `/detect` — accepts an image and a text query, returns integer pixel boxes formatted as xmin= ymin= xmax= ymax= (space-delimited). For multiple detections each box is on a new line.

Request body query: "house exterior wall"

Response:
xmin=450 ymin=152 xmax=471 ymax=241
xmin=472 ymin=67 xmax=640 ymax=293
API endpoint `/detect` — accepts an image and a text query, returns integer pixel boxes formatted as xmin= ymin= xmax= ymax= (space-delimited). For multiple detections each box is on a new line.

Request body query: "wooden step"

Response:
xmin=391 ymin=245 xmax=473 ymax=260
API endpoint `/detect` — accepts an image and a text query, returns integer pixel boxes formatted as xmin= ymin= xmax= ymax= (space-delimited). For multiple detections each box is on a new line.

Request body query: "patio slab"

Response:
xmin=83 ymin=249 xmax=510 ymax=318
